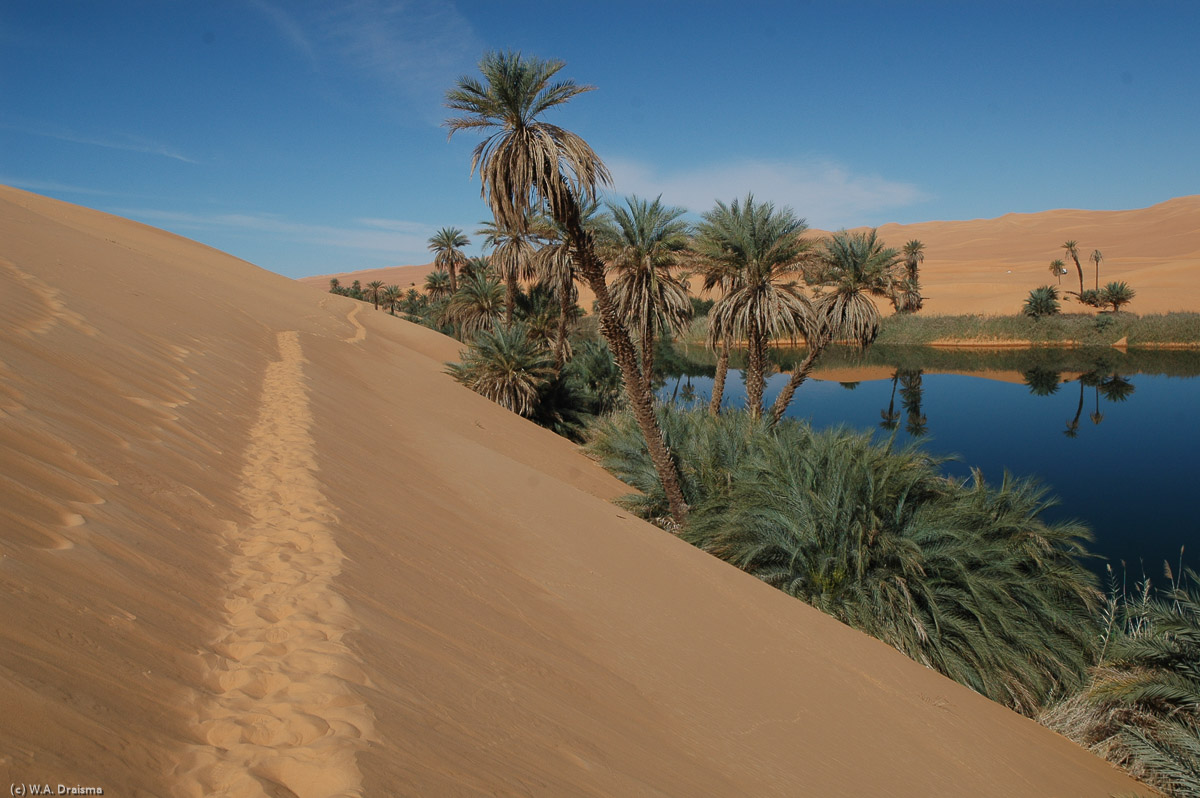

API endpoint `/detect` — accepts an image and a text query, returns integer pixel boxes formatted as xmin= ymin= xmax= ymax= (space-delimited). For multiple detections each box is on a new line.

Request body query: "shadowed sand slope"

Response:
xmin=0 ymin=185 xmax=1149 ymax=796
xmin=306 ymin=195 xmax=1200 ymax=318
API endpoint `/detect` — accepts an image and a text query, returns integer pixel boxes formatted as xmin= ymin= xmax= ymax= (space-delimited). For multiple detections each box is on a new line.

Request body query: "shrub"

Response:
xmin=1101 ymin=281 xmax=1137 ymax=313
xmin=1043 ymin=566 xmax=1200 ymax=796
xmin=587 ymin=407 xmax=1100 ymax=714
xmin=1024 ymin=285 xmax=1062 ymax=318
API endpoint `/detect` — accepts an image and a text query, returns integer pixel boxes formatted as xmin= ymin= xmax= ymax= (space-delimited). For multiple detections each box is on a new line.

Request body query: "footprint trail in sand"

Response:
xmin=177 ymin=331 xmax=374 ymax=798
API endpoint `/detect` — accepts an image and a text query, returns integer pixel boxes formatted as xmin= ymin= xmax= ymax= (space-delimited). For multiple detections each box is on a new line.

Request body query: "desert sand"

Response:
xmin=1 ymin=185 xmax=1151 ymax=796
xmin=305 ymin=195 xmax=1200 ymax=318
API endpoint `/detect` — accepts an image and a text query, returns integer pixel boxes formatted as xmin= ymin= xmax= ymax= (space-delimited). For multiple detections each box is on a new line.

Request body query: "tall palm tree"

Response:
xmin=768 ymin=229 xmax=899 ymax=426
xmin=896 ymin=239 xmax=926 ymax=313
xmin=365 ymin=280 xmax=386 ymax=310
xmin=697 ymin=263 xmax=738 ymax=417
xmin=1050 ymin=258 xmax=1066 ymax=285
xmin=441 ymin=270 xmax=505 ymax=339
xmin=530 ymin=203 xmax=601 ymax=369
xmin=478 ymin=214 xmax=541 ymax=327
xmin=445 ymin=49 xmax=690 ymax=523
xmin=693 ymin=194 xmax=813 ymax=420
xmin=424 ymin=269 xmax=453 ymax=302
xmin=1091 ymin=249 xmax=1104 ymax=291
xmin=383 ymin=284 xmax=401 ymax=315
xmin=429 ymin=227 xmax=470 ymax=294
xmin=902 ymin=239 xmax=925 ymax=281
xmin=329 ymin=277 xmax=341 ymax=293
xmin=1063 ymin=240 xmax=1084 ymax=296
xmin=597 ymin=195 xmax=693 ymax=394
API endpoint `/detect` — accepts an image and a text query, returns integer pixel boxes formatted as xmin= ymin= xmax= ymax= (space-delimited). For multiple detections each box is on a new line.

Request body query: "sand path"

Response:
xmin=175 ymin=330 xmax=374 ymax=798
xmin=343 ymin=305 xmax=366 ymax=344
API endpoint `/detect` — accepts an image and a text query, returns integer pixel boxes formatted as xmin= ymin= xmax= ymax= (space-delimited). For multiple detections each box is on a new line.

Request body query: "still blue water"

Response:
xmin=659 ymin=365 xmax=1200 ymax=576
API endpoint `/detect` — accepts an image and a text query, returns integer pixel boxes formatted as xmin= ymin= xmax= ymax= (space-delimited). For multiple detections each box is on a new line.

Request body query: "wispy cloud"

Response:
xmin=247 ymin=0 xmax=316 ymax=63
xmin=118 ymin=207 xmax=438 ymax=255
xmin=606 ymin=157 xmax=930 ymax=230
xmin=318 ymin=0 xmax=483 ymax=121
xmin=2 ymin=121 xmax=197 ymax=164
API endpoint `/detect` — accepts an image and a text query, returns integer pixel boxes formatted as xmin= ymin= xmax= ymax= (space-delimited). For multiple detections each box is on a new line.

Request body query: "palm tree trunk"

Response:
xmin=557 ymin=192 xmax=689 ymax=524
xmin=449 ymin=264 xmax=458 ymax=295
xmin=767 ymin=333 xmax=829 ymax=427
xmin=746 ymin=318 xmax=765 ymax=420
xmin=1073 ymin=256 xmax=1083 ymax=296
xmin=505 ymin=274 xmax=517 ymax=328
xmin=709 ymin=338 xmax=729 ymax=416
xmin=641 ymin=318 xmax=655 ymax=397
xmin=554 ymin=273 xmax=571 ymax=371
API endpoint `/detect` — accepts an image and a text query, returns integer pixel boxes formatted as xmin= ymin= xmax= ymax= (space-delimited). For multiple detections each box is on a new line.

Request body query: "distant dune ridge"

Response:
xmin=307 ymin=195 xmax=1200 ymax=317
xmin=0 ymin=185 xmax=1153 ymax=795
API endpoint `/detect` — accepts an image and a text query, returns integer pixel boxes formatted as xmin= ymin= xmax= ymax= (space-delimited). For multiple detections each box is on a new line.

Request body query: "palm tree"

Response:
xmin=365 ymin=280 xmax=386 ymax=310
xmin=429 ymin=227 xmax=470 ymax=294
xmin=896 ymin=239 xmax=926 ymax=313
xmin=1050 ymin=259 xmax=1066 ymax=285
xmin=1100 ymin=281 xmax=1136 ymax=313
xmin=442 ymin=270 xmax=505 ymax=338
xmin=383 ymin=284 xmax=401 ymax=315
xmin=447 ymin=323 xmax=555 ymax=417
xmin=461 ymin=255 xmax=492 ymax=282
xmin=693 ymin=194 xmax=814 ymax=420
xmin=1091 ymin=249 xmax=1104 ymax=291
xmin=902 ymin=239 xmax=925 ymax=281
xmin=1024 ymin=285 xmax=1062 ymax=318
xmin=445 ymin=49 xmax=689 ymax=523
xmin=329 ymin=277 xmax=341 ymax=293
xmin=530 ymin=203 xmax=601 ymax=369
xmin=1063 ymin=240 xmax=1084 ymax=296
xmin=597 ymin=195 xmax=693 ymax=394
xmin=768 ymin=229 xmax=899 ymax=426
xmin=423 ymin=269 xmax=453 ymax=302
xmin=478 ymin=214 xmax=541 ymax=328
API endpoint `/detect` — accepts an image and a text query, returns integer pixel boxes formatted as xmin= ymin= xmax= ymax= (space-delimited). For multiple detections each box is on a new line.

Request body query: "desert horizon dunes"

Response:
xmin=0 ymin=184 xmax=1155 ymax=795
xmin=302 ymin=194 xmax=1200 ymax=319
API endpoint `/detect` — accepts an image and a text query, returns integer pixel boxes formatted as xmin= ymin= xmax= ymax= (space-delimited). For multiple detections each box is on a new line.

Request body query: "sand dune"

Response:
xmin=305 ymin=195 xmax=1200 ymax=317
xmin=0 ymin=185 xmax=1150 ymax=795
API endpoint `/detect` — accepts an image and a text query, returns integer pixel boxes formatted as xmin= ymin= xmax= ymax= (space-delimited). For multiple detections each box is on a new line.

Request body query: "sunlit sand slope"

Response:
xmin=0 ymin=185 xmax=1148 ymax=796
xmin=870 ymin=195 xmax=1200 ymax=315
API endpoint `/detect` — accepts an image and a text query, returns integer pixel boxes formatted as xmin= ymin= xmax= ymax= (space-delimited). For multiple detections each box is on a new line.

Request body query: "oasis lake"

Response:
xmin=657 ymin=345 xmax=1200 ymax=579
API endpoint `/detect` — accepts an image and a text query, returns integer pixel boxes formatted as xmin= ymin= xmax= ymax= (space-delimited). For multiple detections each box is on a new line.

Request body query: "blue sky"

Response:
xmin=2 ymin=1 xmax=1197 ymax=278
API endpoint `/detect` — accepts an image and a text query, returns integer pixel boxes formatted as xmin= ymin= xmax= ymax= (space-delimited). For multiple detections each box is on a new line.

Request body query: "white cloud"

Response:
xmin=605 ymin=157 xmax=929 ymax=230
